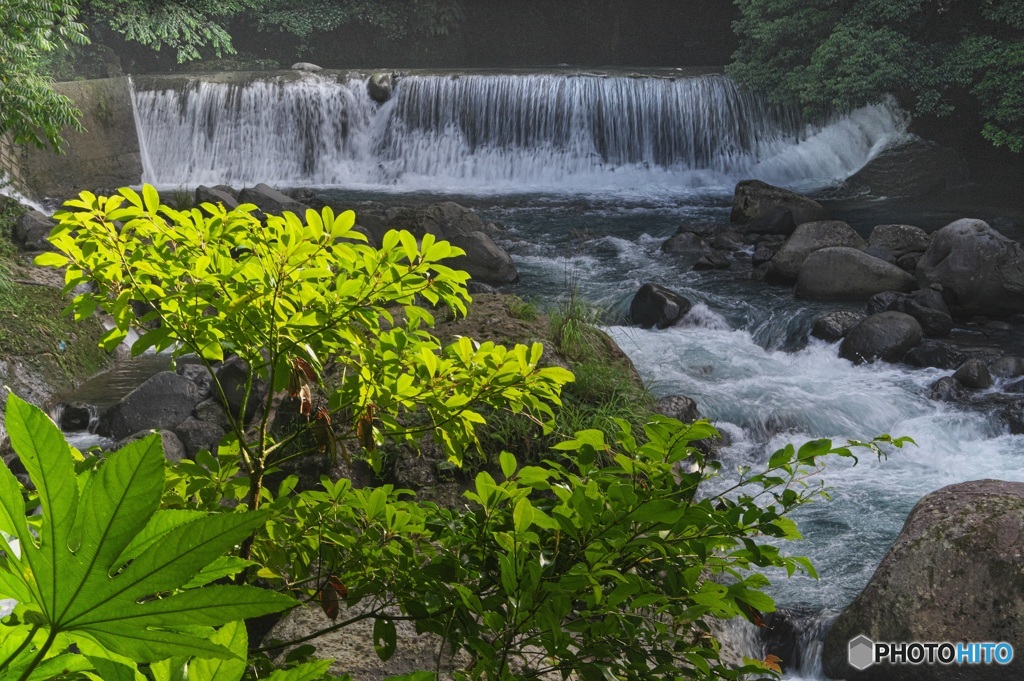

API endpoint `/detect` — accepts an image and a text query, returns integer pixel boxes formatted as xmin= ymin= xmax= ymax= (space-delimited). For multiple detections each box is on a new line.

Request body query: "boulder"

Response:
xmin=13 ymin=211 xmax=57 ymax=251
xmin=840 ymin=138 xmax=968 ymax=198
xmin=742 ymin=205 xmax=796 ymax=237
xmin=195 ymin=185 xmax=239 ymax=211
xmin=839 ymin=312 xmax=923 ymax=364
xmin=284 ymin=188 xmax=326 ymax=209
xmin=866 ymin=289 xmax=953 ymax=338
xmin=629 ymin=283 xmax=692 ymax=330
xmin=368 ymin=71 xmax=394 ymax=103
xmin=752 ymin=240 xmax=783 ymax=268
xmin=291 ymin=62 xmax=322 ymax=72
xmin=928 ymin=376 xmax=968 ymax=402
xmin=58 ymin=403 xmax=93 ymax=432
xmin=661 ymin=230 xmax=709 ymax=257
xmin=383 ymin=203 xmax=518 ymax=286
xmin=447 ymin=231 xmax=519 ymax=285
xmin=822 ymin=480 xmax=1024 ymax=681
xmin=194 ymin=398 xmax=233 ymax=431
xmin=795 ymin=247 xmax=916 ymax=299
xmin=692 ymin=249 xmax=731 ymax=270
xmin=952 ymin=358 xmax=993 ymax=390
xmin=97 ymin=371 xmax=202 ymax=441
xmin=655 ymin=395 xmax=702 ymax=423
xmin=216 ymin=357 xmax=266 ymax=422
xmin=710 ymin=231 xmax=745 ymax=252
xmin=868 ymin=224 xmax=931 ymax=257
xmin=811 ymin=310 xmax=865 ymax=343
xmin=238 ymin=183 xmax=309 ymax=215
xmin=862 ymin=245 xmax=896 ymax=265
xmin=173 ymin=417 xmax=226 ymax=458
xmin=113 ymin=429 xmax=186 ymax=463
xmin=895 ymin=252 xmax=923 ymax=273
xmin=999 ymin=400 xmax=1024 ymax=434
xmin=902 ymin=340 xmax=966 ymax=370
xmin=730 ymin=180 xmax=830 ymax=226
xmin=989 ymin=355 xmax=1024 ymax=380
xmin=768 ymin=221 xmax=866 ymax=283
xmin=916 ymin=219 xmax=1024 ymax=317
xmin=176 ymin=363 xmax=213 ymax=399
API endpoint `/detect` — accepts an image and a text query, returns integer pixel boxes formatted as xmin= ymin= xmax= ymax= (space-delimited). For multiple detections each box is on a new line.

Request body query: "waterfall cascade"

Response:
xmin=132 ymin=72 xmax=909 ymax=193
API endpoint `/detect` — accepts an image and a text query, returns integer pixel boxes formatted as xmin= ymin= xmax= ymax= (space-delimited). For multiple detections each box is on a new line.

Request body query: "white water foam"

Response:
xmin=132 ymin=73 xmax=909 ymax=197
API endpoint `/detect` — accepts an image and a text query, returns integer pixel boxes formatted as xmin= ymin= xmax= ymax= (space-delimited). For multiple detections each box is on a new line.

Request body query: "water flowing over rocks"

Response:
xmin=730 ymin=180 xmax=830 ymax=227
xmin=768 ymin=221 xmax=867 ymax=283
xmin=367 ymin=71 xmax=394 ymax=102
xmin=838 ymin=312 xmax=923 ymax=364
xmin=794 ymin=247 xmax=916 ymax=299
xmin=840 ymin=138 xmax=968 ymax=198
xmin=822 ymin=480 xmax=1024 ymax=680
xmin=628 ymin=283 xmax=692 ymax=329
xmin=916 ymin=219 xmax=1024 ymax=318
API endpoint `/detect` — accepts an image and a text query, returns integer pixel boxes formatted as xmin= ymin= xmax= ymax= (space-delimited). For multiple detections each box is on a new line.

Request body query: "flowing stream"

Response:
xmin=115 ymin=71 xmax=1024 ymax=678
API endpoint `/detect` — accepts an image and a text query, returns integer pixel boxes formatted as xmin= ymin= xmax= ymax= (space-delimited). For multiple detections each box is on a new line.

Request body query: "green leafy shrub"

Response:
xmin=0 ymin=393 xmax=293 ymax=680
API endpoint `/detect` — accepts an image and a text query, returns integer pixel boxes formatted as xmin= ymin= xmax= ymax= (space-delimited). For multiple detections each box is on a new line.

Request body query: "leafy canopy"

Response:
xmin=0 ymin=0 xmax=87 ymax=151
xmin=729 ymin=0 xmax=1024 ymax=152
xmin=0 ymin=393 xmax=293 ymax=680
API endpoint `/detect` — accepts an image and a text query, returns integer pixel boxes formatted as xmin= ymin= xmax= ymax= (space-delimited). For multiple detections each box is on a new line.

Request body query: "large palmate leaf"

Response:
xmin=0 ymin=393 xmax=294 ymax=679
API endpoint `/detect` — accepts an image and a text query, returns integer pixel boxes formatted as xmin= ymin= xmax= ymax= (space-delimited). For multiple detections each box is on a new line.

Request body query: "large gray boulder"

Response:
xmin=768 ymin=221 xmax=867 ymax=282
xmin=868 ymin=224 xmax=931 ymax=257
xmin=383 ymin=203 xmax=517 ymax=285
xmin=368 ymin=71 xmax=394 ymax=102
xmin=238 ymin=183 xmax=310 ymax=215
xmin=822 ymin=480 xmax=1024 ymax=680
xmin=97 ymin=371 xmax=203 ymax=441
xmin=13 ymin=211 xmax=57 ymax=252
xmin=113 ymin=429 xmax=186 ymax=463
xmin=629 ymin=283 xmax=692 ymax=330
xmin=195 ymin=185 xmax=240 ymax=211
xmin=916 ymin=219 xmax=1024 ymax=317
xmin=839 ymin=312 xmax=923 ymax=364
xmin=730 ymin=180 xmax=830 ymax=226
xmin=795 ymin=247 xmax=916 ymax=299
xmin=811 ymin=310 xmax=865 ymax=343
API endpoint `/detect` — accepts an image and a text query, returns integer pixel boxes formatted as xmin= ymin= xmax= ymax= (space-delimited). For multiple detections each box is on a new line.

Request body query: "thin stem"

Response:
xmin=16 ymin=628 xmax=57 ymax=681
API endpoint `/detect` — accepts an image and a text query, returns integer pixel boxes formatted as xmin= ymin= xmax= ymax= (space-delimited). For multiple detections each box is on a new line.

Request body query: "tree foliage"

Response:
xmin=729 ymin=0 xmax=1024 ymax=152
xmin=0 ymin=0 xmax=87 ymax=151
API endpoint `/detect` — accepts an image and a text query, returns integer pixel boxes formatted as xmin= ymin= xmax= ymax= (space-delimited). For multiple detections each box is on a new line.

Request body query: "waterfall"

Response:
xmin=131 ymin=72 xmax=909 ymax=194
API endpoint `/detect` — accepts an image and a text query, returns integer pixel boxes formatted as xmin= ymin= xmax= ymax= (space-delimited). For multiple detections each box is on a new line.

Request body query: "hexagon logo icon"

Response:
xmin=849 ymin=635 xmax=875 ymax=671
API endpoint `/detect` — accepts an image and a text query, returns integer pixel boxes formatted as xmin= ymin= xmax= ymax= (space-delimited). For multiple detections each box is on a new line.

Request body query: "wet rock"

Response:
xmin=989 ymin=356 xmax=1024 ymax=380
xmin=866 ymin=289 xmax=952 ymax=337
xmin=283 ymin=188 xmax=326 ymax=210
xmin=629 ymin=283 xmax=692 ymax=330
xmin=13 ymin=211 xmax=57 ymax=251
xmin=839 ymin=312 xmax=923 ymax=364
xmin=114 ymin=429 xmax=186 ymax=463
xmin=868 ymin=224 xmax=931 ymax=257
xmin=655 ymin=395 xmax=702 ymax=423
xmin=173 ymin=417 xmax=226 ymax=458
xmin=730 ymin=180 xmax=830 ymax=226
xmin=238 ymin=183 xmax=309 ymax=215
xmin=795 ymin=247 xmax=916 ymax=299
xmin=902 ymin=340 xmax=966 ymax=369
xmin=368 ymin=71 xmax=394 ymax=103
xmin=448 ymin=231 xmax=519 ymax=285
xmin=952 ymin=358 xmax=993 ymax=390
xmin=752 ymin=240 xmax=782 ymax=268
xmin=711 ymin=231 xmax=745 ymax=251
xmin=929 ymin=376 xmax=968 ymax=402
xmin=916 ymin=218 xmax=1024 ymax=318
xmin=822 ymin=480 xmax=1024 ymax=681
xmin=693 ymin=249 xmax=731 ymax=270
xmin=97 ymin=371 xmax=202 ymax=441
xmin=999 ymin=400 xmax=1024 ymax=434
xmin=661 ymin=230 xmax=709 ymax=257
xmin=768 ymin=221 xmax=866 ymax=283
xmin=290 ymin=62 xmax=322 ymax=71
xmin=195 ymin=185 xmax=239 ymax=210
xmin=811 ymin=310 xmax=865 ymax=343
xmin=58 ymin=403 xmax=93 ymax=432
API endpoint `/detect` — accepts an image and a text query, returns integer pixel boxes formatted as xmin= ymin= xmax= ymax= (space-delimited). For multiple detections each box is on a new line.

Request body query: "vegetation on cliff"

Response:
xmin=730 ymin=0 xmax=1024 ymax=152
